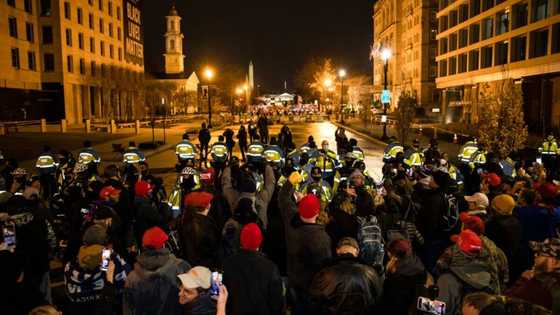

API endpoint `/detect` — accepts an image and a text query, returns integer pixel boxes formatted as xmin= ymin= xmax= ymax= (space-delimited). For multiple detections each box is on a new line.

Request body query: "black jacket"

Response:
xmin=224 ymin=129 xmax=235 ymax=148
xmin=198 ymin=128 xmax=211 ymax=145
xmin=380 ymin=255 xmax=427 ymax=315
xmin=222 ymin=250 xmax=285 ymax=315
xmin=309 ymin=254 xmax=382 ymax=315
xmin=485 ymin=214 xmax=523 ymax=282
xmin=415 ymin=187 xmax=448 ymax=241
xmin=178 ymin=212 xmax=221 ymax=269
xmin=278 ymin=182 xmax=332 ymax=291
xmin=134 ymin=196 xmax=165 ymax=246
xmin=237 ymin=128 xmax=248 ymax=146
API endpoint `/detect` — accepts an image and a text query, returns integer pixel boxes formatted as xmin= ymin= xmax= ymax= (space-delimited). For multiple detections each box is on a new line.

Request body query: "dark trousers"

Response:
xmin=200 ymin=144 xmax=209 ymax=167
xmin=239 ymin=143 xmax=248 ymax=161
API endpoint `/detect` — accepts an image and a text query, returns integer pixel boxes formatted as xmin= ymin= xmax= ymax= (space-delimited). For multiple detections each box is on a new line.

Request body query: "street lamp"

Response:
xmin=381 ymin=48 xmax=392 ymax=141
xmin=204 ymin=67 xmax=215 ymax=128
xmin=339 ymin=69 xmax=347 ymax=123
xmin=162 ymin=97 xmax=167 ymax=144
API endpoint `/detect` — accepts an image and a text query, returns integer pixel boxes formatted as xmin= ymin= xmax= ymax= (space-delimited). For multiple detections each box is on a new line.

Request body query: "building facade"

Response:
xmin=149 ymin=5 xmax=199 ymax=115
xmin=0 ymin=0 xmax=145 ymax=124
xmin=372 ymin=0 xmax=438 ymax=113
xmin=436 ymin=0 xmax=560 ymax=131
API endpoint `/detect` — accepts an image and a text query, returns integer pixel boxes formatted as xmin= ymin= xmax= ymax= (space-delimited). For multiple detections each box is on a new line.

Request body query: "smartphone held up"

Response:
xmin=210 ymin=271 xmax=223 ymax=297
xmin=100 ymin=248 xmax=112 ymax=271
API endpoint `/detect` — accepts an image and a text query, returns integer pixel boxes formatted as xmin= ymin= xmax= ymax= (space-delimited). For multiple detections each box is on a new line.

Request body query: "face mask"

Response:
xmin=322 ymin=145 xmax=329 ymax=151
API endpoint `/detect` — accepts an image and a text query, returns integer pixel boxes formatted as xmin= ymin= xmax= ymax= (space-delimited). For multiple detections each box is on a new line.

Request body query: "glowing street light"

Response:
xmin=204 ymin=67 xmax=215 ymax=80
xmin=235 ymin=88 xmax=243 ymax=95
xmin=338 ymin=69 xmax=347 ymax=78
xmin=381 ymin=48 xmax=392 ymax=62
xmin=324 ymin=78 xmax=333 ymax=88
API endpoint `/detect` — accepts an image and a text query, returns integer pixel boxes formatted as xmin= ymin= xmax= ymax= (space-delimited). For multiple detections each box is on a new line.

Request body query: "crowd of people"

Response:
xmin=1 ymin=116 xmax=560 ymax=315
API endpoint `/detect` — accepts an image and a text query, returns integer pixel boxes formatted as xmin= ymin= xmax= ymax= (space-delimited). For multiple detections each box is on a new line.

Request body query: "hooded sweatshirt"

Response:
xmin=123 ymin=248 xmax=190 ymax=315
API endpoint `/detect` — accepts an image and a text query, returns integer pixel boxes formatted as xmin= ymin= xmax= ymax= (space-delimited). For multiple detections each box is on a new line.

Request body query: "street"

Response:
xmin=147 ymin=121 xmax=385 ymax=190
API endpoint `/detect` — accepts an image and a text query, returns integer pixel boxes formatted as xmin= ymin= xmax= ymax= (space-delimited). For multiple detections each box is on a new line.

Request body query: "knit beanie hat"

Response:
xmin=460 ymin=212 xmax=485 ymax=235
xmin=298 ymin=194 xmax=321 ymax=219
xmin=451 ymin=229 xmax=482 ymax=255
xmin=142 ymin=226 xmax=168 ymax=250
xmin=491 ymin=194 xmax=516 ymax=215
xmin=135 ymin=180 xmax=153 ymax=198
xmin=83 ymin=224 xmax=108 ymax=246
xmin=240 ymin=223 xmax=263 ymax=251
xmin=78 ymin=245 xmax=104 ymax=270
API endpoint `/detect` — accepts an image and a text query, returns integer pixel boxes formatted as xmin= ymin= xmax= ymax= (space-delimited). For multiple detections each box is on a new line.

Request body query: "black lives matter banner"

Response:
xmin=124 ymin=0 xmax=144 ymax=65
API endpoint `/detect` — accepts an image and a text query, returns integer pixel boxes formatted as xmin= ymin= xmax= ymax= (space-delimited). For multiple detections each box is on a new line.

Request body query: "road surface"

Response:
xmin=148 ymin=121 xmax=386 ymax=190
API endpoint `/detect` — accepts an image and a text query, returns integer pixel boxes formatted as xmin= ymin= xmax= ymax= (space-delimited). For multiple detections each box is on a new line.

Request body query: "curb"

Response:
xmin=330 ymin=120 xmax=389 ymax=147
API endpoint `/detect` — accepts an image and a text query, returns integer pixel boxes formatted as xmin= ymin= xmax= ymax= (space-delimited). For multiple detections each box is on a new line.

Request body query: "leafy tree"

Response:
xmin=396 ymin=91 xmax=417 ymax=144
xmin=477 ymin=80 xmax=528 ymax=157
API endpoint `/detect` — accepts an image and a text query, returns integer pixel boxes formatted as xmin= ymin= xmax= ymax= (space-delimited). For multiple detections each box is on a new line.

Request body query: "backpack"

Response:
xmin=357 ymin=215 xmax=384 ymax=267
xmin=442 ymin=193 xmax=460 ymax=232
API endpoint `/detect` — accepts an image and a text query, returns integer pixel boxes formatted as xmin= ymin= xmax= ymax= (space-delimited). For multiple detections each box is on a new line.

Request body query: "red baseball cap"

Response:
xmin=451 ymin=229 xmax=482 ymax=255
xmin=135 ymin=180 xmax=153 ymax=198
xmin=459 ymin=212 xmax=485 ymax=235
xmin=482 ymin=173 xmax=501 ymax=188
xmin=298 ymin=194 xmax=321 ymax=219
xmin=240 ymin=223 xmax=263 ymax=251
xmin=184 ymin=192 xmax=214 ymax=209
xmin=99 ymin=186 xmax=122 ymax=200
xmin=142 ymin=226 xmax=168 ymax=249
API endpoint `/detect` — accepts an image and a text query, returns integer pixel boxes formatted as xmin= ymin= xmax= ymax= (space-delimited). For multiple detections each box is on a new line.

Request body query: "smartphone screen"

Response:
xmin=210 ymin=272 xmax=223 ymax=296
xmin=100 ymin=249 xmax=112 ymax=271
xmin=417 ymin=297 xmax=446 ymax=315
xmin=3 ymin=222 xmax=16 ymax=251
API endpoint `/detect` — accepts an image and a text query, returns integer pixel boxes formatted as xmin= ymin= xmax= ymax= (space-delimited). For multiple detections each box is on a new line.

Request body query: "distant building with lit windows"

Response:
xmin=436 ymin=0 xmax=560 ymax=130
xmin=0 ymin=0 xmax=145 ymax=124
xmin=372 ymin=0 xmax=438 ymax=113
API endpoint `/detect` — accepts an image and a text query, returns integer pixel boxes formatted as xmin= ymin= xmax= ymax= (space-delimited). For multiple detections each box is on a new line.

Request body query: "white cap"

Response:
xmin=464 ymin=192 xmax=489 ymax=208
xmin=177 ymin=266 xmax=211 ymax=290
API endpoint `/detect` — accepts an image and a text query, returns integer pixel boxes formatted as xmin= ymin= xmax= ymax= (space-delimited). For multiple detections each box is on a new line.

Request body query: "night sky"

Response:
xmin=142 ymin=0 xmax=374 ymax=93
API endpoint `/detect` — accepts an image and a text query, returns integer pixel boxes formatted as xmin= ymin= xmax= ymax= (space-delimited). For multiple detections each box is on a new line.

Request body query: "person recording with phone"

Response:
xmin=177 ymin=266 xmax=226 ymax=315
xmin=63 ymin=224 xmax=131 ymax=315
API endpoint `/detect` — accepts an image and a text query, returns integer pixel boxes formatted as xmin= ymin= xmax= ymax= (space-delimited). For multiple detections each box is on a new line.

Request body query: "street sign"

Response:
xmin=381 ymin=90 xmax=391 ymax=104
xmin=381 ymin=115 xmax=387 ymax=123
